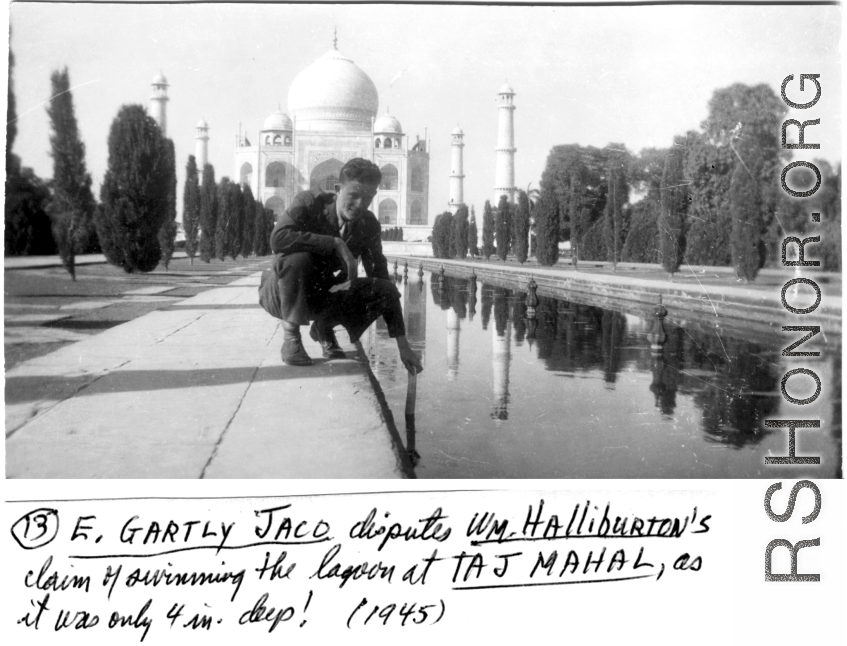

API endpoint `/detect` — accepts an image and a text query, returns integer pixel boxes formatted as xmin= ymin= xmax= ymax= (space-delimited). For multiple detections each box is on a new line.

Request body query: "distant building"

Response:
xmin=232 ymin=37 xmax=432 ymax=240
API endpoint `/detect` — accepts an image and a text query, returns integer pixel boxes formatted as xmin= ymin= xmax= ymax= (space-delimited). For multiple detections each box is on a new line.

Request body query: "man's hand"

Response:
xmin=334 ymin=237 xmax=358 ymax=280
xmin=396 ymin=336 xmax=423 ymax=374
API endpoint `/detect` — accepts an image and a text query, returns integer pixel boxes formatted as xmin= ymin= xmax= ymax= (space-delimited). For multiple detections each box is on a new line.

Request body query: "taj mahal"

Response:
xmin=149 ymin=35 xmax=517 ymax=242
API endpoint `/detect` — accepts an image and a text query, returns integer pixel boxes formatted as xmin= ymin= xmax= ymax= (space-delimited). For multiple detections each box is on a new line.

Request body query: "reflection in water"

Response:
xmin=690 ymin=337 xmax=779 ymax=448
xmin=446 ymin=308 xmax=460 ymax=380
xmin=601 ymin=310 xmax=626 ymax=387
xmin=832 ymin=353 xmax=843 ymax=479
xmin=468 ymin=275 xmax=477 ymax=321
xmin=492 ymin=318 xmax=512 ymax=422
xmin=362 ymin=273 xmax=841 ymax=478
xmin=649 ymin=327 xmax=680 ymax=415
xmin=480 ymin=284 xmax=492 ymax=330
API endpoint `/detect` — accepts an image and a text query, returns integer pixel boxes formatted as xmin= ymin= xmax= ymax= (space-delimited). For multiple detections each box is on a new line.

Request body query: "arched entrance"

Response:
xmin=379 ymin=164 xmax=398 ymax=191
xmin=378 ymin=198 xmax=398 ymax=225
xmin=265 ymin=162 xmax=286 ymax=188
xmin=240 ymin=162 xmax=253 ymax=186
xmin=309 ymin=158 xmax=344 ymax=193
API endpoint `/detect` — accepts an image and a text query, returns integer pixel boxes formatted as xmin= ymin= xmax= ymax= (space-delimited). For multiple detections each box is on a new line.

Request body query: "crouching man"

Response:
xmin=258 ymin=157 xmax=423 ymax=374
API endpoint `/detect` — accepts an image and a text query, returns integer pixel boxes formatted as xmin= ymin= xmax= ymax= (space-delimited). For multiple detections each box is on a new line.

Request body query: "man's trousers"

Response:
xmin=258 ymin=252 xmax=406 ymax=342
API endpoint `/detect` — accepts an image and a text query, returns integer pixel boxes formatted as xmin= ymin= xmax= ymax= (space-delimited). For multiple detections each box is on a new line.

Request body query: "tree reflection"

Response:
xmin=649 ymin=326 xmax=682 ymax=415
xmin=493 ymin=287 xmax=510 ymax=338
xmin=429 ymin=273 xmax=451 ymax=311
xmin=448 ymin=277 xmax=468 ymax=320
xmin=687 ymin=335 xmax=779 ymax=448
xmin=601 ymin=310 xmax=627 ymax=386
xmin=512 ymin=293 xmax=527 ymax=346
xmin=467 ymin=277 xmax=477 ymax=322
xmin=832 ymin=347 xmax=842 ymax=478
xmin=480 ymin=284 xmax=493 ymax=330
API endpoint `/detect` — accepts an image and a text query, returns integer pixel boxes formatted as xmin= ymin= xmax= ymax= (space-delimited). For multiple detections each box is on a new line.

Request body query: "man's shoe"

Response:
xmin=281 ymin=338 xmax=313 ymax=366
xmin=309 ymin=322 xmax=347 ymax=360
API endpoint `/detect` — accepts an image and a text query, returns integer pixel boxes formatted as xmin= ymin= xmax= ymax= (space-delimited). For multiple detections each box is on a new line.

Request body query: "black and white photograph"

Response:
xmin=4 ymin=1 xmax=842 ymax=480
xmin=3 ymin=3 xmax=845 ymax=644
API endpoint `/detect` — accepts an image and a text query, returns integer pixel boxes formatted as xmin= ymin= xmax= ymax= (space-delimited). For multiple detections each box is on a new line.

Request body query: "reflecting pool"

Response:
xmin=361 ymin=273 xmax=842 ymax=479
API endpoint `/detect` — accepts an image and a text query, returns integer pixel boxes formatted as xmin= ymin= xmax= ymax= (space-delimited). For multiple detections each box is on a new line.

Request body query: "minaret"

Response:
xmin=491 ymin=321 xmax=512 ymax=423
xmin=149 ymin=71 xmax=169 ymax=136
xmin=195 ymin=118 xmax=209 ymax=173
xmin=493 ymin=83 xmax=516 ymax=204
xmin=449 ymin=126 xmax=465 ymax=214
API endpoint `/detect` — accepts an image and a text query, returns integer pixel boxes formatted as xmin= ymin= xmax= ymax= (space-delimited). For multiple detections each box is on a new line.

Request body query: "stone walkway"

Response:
xmin=5 ymin=273 xmax=408 ymax=479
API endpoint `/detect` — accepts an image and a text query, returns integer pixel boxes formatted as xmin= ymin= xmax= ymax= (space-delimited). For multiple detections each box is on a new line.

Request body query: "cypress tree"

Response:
xmin=215 ymin=177 xmax=233 ymax=261
xmin=535 ymin=192 xmax=559 ymax=266
xmin=198 ymin=164 xmax=217 ymax=262
xmin=227 ymin=182 xmax=244 ymax=259
xmin=5 ymin=46 xmax=56 ymax=257
xmin=240 ymin=183 xmax=256 ymax=258
xmin=603 ymin=146 xmax=628 ymax=269
xmin=430 ymin=213 xmax=442 ymax=256
xmin=97 ymin=104 xmax=169 ymax=273
xmin=252 ymin=198 xmax=264 ymax=256
xmin=481 ymin=200 xmax=495 ymax=260
xmin=467 ymin=205 xmax=479 ymax=257
xmin=46 ymin=67 xmax=96 ymax=280
xmin=729 ymin=139 xmax=762 ymax=281
xmin=621 ymin=201 xmax=659 ymax=263
xmin=264 ymin=207 xmax=276 ymax=255
xmin=513 ymin=190 xmax=530 ymax=264
xmin=7 ymin=46 xmax=17 ymax=171
xmin=158 ymin=138 xmax=178 ymax=270
xmin=182 ymin=155 xmax=200 ymax=264
xmin=658 ymin=140 xmax=687 ymax=275
xmin=495 ymin=195 xmax=510 ymax=261
xmin=436 ymin=212 xmax=454 ymax=258
xmin=452 ymin=205 xmax=469 ymax=259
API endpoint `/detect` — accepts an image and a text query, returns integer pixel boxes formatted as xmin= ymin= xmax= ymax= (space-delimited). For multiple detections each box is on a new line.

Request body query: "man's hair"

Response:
xmin=339 ymin=158 xmax=381 ymax=186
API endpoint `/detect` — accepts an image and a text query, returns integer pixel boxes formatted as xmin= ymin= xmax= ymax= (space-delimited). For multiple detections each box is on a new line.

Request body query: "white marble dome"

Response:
xmin=263 ymin=110 xmax=293 ymax=131
xmin=153 ymin=72 xmax=168 ymax=86
xmin=374 ymin=113 xmax=402 ymax=134
xmin=196 ymin=118 xmax=208 ymax=129
xmin=288 ymin=48 xmax=379 ymax=132
xmin=499 ymin=82 xmax=515 ymax=95
xmin=452 ymin=125 xmax=464 ymax=135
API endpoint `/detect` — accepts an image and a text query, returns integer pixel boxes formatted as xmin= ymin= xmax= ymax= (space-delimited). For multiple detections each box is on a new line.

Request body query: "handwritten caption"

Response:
xmin=8 ymin=493 xmax=713 ymax=641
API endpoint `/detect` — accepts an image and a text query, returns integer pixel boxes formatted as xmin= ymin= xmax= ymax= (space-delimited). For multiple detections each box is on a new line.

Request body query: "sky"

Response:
xmin=6 ymin=2 xmax=842 ymax=222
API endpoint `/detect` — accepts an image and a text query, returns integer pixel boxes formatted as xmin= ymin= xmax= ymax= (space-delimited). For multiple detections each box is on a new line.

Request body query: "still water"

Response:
xmin=361 ymin=273 xmax=842 ymax=479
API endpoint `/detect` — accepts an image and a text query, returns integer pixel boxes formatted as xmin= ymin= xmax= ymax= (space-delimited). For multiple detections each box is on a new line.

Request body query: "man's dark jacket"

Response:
xmin=270 ymin=187 xmax=390 ymax=282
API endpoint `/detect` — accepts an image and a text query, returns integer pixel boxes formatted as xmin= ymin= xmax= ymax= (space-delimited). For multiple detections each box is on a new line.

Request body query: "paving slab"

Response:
xmin=5 ymin=273 xmax=406 ymax=479
xmin=4 ymin=327 xmax=91 ymax=345
xmin=121 ymin=286 xmax=178 ymax=295
xmin=59 ymin=300 xmax=120 ymax=310
xmin=4 ymin=314 xmax=72 ymax=324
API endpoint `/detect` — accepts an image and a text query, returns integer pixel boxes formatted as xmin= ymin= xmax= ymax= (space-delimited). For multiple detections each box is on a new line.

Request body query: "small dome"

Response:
xmin=153 ymin=72 xmax=168 ymax=85
xmin=263 ymin=110 xmax=293 ymax=131
xmin=499 ymin=83 xmax=515 ymax=95
xmin=374 ymin=113 xmax=402 ymax=134
xmin=196 ymin=118 xmax=208 ymax=129
xmin=452 ymin=126 xmax=464 ymax=136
